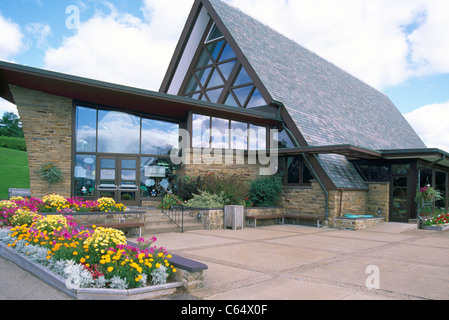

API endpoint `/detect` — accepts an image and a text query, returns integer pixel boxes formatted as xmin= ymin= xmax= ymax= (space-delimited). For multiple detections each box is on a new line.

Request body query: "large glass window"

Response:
xmin=140 ymin=157 xmax=177 ymax=198
xmin=74 ymin=155 xmax=96 ymax=197
xmin=231 ymin=121 xmax=248 ymax=150
xmin=249 ymin=124 xmax=266 ymax=150
xmin=277 ymin=156 xmax=313 ymax=186
xmin=192 ymin=114 xmax=211 ymax=148
xmin=74 ymin=105 xmax=180 ymax=201
xmin=276 ymin=129 xmax=296 ymax=149
xmin=211 ymin=117 xmax=229 ymax=148
xmin=435 ymin=171 xmax=447 ymax=210
xmin=183 ymin=23 xmax=267 ymax=109
xmin=98 ymin=110 xmax=140 ymax=154
xmin=76 ymin=106 xmax=97 ymax=152
xmin=141 ymin=118 xmax=179 ymax=155
xmin=192 ymin=114 xmax=267 ymax=151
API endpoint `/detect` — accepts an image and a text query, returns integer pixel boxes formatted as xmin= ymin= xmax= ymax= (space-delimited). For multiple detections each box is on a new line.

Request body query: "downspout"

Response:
xmin=282 ymin=125 xmax=329 ymax=224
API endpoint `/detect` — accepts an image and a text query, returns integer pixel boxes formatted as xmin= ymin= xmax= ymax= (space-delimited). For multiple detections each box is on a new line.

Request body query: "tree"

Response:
xmin=0 ymin=112 xmax=24 ymax=138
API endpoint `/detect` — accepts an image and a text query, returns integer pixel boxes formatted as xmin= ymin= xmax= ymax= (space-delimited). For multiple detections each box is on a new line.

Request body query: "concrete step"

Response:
xmin=142 ymin=209 xmax=203 ymax=234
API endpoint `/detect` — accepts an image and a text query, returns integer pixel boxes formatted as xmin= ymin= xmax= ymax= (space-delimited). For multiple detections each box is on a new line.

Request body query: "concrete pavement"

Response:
xmin=1 ymin=222 xmax=449 ymax=300
xmin=131 ymin=222 xmax=449 ymax=300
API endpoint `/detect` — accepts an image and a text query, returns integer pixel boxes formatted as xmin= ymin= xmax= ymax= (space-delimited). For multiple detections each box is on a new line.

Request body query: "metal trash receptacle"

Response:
xmin=224 ymin=205 xmax=244 ymax=230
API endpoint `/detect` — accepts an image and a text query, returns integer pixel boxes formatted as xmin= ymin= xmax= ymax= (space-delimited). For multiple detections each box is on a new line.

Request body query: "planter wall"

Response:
xmin=186 ymin=207 xmax=284 ymax=230
xmin=0 ymin=241 xmax=183 ymax=300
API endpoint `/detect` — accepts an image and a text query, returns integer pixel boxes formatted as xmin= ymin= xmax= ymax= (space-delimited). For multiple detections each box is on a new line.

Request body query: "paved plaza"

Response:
xmin=1 ymin=222 xmax=449 ymax=300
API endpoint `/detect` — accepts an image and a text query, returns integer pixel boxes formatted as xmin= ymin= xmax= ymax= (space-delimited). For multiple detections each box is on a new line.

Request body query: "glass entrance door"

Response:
xmin=390 ymin=164 xmax=411 ymax=222
xmin=97 ymin=156 xmax=140 ymax=206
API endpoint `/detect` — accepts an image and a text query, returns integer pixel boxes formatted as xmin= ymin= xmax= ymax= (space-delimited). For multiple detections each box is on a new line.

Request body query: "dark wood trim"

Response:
xmin=200 ymin=0 xmax=273 ymax=106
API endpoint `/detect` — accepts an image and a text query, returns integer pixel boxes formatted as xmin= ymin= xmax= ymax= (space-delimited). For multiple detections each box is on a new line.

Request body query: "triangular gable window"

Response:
xmin=206 ymin=23 xmax=224 ymax=42
xmin=182 ymin=22 xmax=266 ymax=109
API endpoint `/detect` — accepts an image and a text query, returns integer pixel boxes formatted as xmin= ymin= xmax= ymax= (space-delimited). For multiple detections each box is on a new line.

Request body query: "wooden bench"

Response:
xmin=8 ymin=188 xmax=31 ymax=199
xmin=284 ymin=215 xmax=325 ymax=228
xmin=84 ymin=222 xmax=145 ymax=237
xmin=246 ymin=214 xmax=286 ymax=228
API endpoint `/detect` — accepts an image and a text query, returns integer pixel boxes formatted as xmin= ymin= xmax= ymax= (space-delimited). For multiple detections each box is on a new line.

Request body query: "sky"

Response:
xmin=0 ymin=0 xmax=448 ymax=151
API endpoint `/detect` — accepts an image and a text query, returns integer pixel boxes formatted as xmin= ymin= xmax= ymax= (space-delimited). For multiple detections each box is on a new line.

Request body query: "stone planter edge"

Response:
xmin=0 ymin=241 xmax=183 ymax=300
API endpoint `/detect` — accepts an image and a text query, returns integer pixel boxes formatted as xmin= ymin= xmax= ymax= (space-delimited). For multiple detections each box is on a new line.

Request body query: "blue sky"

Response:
xmin=1 ymin=0 xmax=448 ymax=150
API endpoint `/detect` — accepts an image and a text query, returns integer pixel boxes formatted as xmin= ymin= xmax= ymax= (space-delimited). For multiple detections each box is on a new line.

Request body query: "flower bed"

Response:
xmin=0 ymin=195 xmax=179 ymax=293
xmin=420 ymin=212 xmax=449 ymax=231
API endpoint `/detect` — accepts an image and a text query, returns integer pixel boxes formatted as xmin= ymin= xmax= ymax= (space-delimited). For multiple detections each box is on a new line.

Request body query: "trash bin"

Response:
xmin=224 ymin=205 xmax=244 ymax=230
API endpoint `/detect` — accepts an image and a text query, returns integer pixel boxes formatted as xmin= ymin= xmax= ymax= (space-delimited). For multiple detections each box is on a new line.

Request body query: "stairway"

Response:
xmin=143 ymin=208 xmax=204 ymax=235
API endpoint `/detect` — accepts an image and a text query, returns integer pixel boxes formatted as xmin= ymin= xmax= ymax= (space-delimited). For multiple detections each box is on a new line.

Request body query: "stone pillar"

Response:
xmin=9 ymin=85 xmax=73 ymax=198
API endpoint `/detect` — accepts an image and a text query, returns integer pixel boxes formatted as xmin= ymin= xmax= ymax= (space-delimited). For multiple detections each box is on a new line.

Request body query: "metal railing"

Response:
xmin=160 ymin=187 xmax=185 ymax=233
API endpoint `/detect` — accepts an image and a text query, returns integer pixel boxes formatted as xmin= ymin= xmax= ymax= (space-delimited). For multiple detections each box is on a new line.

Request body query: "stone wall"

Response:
xmin=9 ymin=85 xmax=73 ymax=198
xmin=279 ymin=180 xmax=325 ymax=216
xmin=278 ymin=180 xmax=390 ymax=228
xmin=366 ymin=182 xmax=390 ymax=221
xmin=179 ymin=150 xmax=269 ymax=196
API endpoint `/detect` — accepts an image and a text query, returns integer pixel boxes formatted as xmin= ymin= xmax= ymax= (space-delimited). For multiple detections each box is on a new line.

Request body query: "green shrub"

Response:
xmin=198 ymin=173 xmax=248 ymax=205
xmin=0 ymin=136 xmax=26 ymax=151
xmin=186 ymin=191 xmax=227 ymax=208
xmin=37 ymin=162 xmax=64 ymax=185
xmin=248 ymin=176 xmax=283 ymax=207
xmin=173 ymin=175 xmax=202 ymax=201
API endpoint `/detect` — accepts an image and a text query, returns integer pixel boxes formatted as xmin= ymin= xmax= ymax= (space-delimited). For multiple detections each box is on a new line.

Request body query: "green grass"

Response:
xmin=0 ymin=147 xmax=30 ymax=200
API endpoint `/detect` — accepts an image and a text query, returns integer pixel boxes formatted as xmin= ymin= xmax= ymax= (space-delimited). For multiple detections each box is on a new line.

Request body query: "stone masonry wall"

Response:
xmin=9 ymin=85 xmax=73 ymax=198
xmin=366 ymin=182 xmax=390 ymax=221
xmin=180 ymin=150 xmax=268 ymax=195
xmin=278 ymin=180 xmax=389 ymax=227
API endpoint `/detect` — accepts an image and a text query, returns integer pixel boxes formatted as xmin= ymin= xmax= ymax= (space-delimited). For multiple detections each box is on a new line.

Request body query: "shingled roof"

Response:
xmin=206 ymin=0 xmax=426 ymax=150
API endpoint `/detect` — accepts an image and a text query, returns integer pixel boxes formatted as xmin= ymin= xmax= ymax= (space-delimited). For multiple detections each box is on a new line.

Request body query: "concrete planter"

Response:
xmin=0 ymin=241 xmax=183 ymax=300
xmin=334 ymin=216 xmax=385 ymax=231
xmin=421 ymin=224 xmax=449 ymax=231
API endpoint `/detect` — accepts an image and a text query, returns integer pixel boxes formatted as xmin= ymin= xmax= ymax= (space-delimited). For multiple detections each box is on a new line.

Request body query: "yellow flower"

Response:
xmin=107 ymin=267 xmax=113 ymax=272
xmin=73 ymin=251 xmax=78 ymax=256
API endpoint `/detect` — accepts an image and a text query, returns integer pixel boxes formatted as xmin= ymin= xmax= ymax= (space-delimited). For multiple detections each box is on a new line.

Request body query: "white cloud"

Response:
xmin=407 ymin=0 xmax=449 ymax=76
xmin=40 ymin=0 xmax=449 ymax=93
xmin=404 ymin=101 xmax=449 ymax=152
xmin=0 ymin=98 xmax=18 ymax=116
xmin=225 ymin=0 xmax=449 ymax=91
xmin=25 ymin=22 xmax=51 ymax=49
xmin=44 ymin=0 xmax=193 ymax=91
xmin=0 ymin=14 xmax=24 ymax=60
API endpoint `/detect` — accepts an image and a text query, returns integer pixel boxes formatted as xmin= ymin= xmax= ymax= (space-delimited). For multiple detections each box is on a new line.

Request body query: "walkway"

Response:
xmin=130 ymin=222 xmax=449 ymax=300
xmin=1 ymin=222 xmax=449 ymax=300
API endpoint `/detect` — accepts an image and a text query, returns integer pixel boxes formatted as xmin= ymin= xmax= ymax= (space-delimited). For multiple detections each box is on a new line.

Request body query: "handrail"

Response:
xmin=160 ymin=187 xmax=184 ymax=233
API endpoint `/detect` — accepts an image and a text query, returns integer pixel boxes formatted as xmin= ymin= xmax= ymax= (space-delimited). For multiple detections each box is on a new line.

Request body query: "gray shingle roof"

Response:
xmin=208 ymin=0 xmax=426 ymax=150
xmin=206 ymin=0 xmax=426 ymax=189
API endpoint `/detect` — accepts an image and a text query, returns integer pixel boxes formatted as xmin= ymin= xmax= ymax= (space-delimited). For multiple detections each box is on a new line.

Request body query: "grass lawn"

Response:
xmin=0 ymin=147 xmax=30 ymax=200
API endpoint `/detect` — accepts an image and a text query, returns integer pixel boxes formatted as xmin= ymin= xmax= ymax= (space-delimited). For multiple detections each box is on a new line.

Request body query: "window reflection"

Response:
xmin=141 ymin=118 xmax=179 ymax=155
xmin=249 ymin=124 xmax=266 ymax=150
xmin=211 ymin=117 xmax=229 ymax=148
xmin=140 ymin=157 xmax=177 ymax=198
xmin=192 ymin=114 xmax=210 ymax=148
xmin=76 ymin=106 xmax=97 ymax=152
xmin=74 ymin=155 xmax=96 ymax=197
xmin=98 ymin=110 xmax=140 ymax=154
xmin=276 ymin=129 xmax=296 ymax=149
xmin=231 ymin=121 xmax=248 ymax=150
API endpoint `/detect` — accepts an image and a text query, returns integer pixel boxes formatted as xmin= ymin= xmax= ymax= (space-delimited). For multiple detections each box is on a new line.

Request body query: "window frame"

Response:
xmin=277 ymin=156 xmax=313 ymax=187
